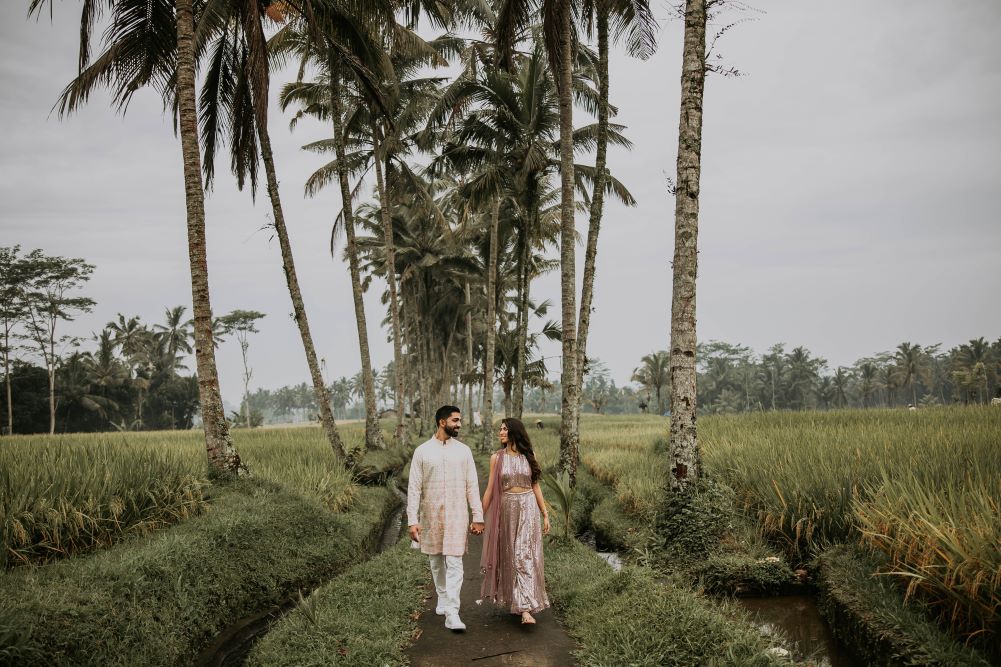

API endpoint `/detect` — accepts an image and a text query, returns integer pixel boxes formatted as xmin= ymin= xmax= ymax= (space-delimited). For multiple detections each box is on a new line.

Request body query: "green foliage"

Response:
xmin=545 ymin=539 xmax=790 ymax=666
xmin=247 ymin=541 xmax=428 ymax=666
xmin=816 ymin=545 xmax=993 ymax=666
xmin=654 ymin=477 xmax=736 ymax=561
xmin=0 ymin=480 xmax=397 ymax=666
xmin=694 ymin=553 xmax=796 ymax=596
xmin=541 ymin=470 xmax=577 ymax=541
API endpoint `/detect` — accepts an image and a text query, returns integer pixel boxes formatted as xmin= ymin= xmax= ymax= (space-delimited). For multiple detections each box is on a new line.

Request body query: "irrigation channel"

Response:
xmin=583 ymin=530 xmax=857 ymax=667
xmin=195 ymin=484 xmax=408 ymax=667
xmin=736 ymin=596 xmax=857 ymax=667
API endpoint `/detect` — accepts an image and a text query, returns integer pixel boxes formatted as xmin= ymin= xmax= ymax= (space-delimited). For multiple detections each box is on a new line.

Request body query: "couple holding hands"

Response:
xmin=407 ymin=405 xmax=551 ymax=631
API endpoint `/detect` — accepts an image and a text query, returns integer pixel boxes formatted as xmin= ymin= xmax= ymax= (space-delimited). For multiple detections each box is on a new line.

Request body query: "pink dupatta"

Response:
xmin=479 ymin=450 xmax=504 ymax=602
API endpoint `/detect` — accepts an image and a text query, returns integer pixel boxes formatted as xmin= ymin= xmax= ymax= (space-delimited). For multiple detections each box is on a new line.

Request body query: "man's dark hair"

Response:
xmin=435 ymin=405 xmax=460 ymax=426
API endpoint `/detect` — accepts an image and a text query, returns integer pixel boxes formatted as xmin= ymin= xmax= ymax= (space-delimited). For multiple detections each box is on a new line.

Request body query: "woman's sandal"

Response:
xmin=521 ymin=613 xmax=536 ymax=625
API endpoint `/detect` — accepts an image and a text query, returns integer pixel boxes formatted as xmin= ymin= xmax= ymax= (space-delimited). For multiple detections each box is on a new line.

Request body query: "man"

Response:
xmin=407 ymin=405 xmax=484 ymax=631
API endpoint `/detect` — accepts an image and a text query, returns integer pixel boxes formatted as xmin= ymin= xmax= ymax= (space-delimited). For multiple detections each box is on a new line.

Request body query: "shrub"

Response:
xmin=694 ymin=553 xmax=796 ymax=596
xmin=655 ymin=477 xmax=736 ymax=561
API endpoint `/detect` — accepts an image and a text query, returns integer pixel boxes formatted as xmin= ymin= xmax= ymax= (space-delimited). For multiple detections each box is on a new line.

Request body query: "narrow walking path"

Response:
xmin=405 ymin=530 xmax=578 ymax=667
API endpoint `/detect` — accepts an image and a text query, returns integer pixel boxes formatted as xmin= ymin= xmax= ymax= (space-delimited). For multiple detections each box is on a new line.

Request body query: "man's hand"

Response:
xmin=470 ymin=522 xmax=485 ymax=535
xmin=408 ymin=524 xmax=421 ymax=542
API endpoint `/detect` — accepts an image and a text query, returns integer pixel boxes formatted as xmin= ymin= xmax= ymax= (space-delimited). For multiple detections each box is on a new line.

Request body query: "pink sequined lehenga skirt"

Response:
xmin=494 ymin=490 xmax=550 ymax=614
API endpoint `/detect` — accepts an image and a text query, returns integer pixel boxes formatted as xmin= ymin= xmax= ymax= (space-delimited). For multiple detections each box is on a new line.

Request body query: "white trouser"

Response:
xmin=428 ymin=554 xmax=464 ymax=614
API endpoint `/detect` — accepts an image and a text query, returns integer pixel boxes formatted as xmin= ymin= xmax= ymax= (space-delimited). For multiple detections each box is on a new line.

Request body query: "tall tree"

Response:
xmin=0 ymin=246 xmax=29 ymax=435
xmin=21 ymin=251 xmax=95 ymax=434
xmin=632 ymin=350 xmax=670 ymax=415
xmin=666 ymin=0 xmax=707 ymax=491
xmin=894 ymin=342 xmax=929 ymax=407
xmin=31 ymin=0 xmax=244 ymax=473
xmin=198 ymin=2 xmax=349 ymax=459
xmin=153 ymin=306 xmax=193 ymax=369
xmin=219 ymin=309 xmax=266 ymax=428
xmin=576 ymin=0 xmax=657 ymax=419
xmin=494 ymin=0 xmax=582 ymax=482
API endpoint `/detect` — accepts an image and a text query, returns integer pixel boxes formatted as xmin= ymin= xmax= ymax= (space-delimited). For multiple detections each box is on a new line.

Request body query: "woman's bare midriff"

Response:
xmin=504 ymin=487 xmax=533 ymax=494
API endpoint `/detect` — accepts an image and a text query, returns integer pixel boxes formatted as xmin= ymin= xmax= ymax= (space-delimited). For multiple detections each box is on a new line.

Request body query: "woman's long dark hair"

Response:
xmin=500 ymin=418 xmax=542 ymax=483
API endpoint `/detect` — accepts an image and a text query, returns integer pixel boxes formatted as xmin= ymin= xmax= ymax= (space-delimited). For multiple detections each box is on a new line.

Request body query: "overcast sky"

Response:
xmin=2 ymin=1 xmax=999 ymax=406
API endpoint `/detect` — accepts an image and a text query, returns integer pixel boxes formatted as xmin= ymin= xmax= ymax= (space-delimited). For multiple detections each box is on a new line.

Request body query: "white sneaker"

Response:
xmin=435 ymin=606 xmax=446 ymax=616
xmin=444 ymin=613 xmax=466 ymax=631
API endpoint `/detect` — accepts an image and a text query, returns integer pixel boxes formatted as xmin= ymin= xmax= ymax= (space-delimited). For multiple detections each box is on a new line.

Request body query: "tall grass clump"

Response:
xmin=854 ymin=467 xmax=1001 ymax=641
xmin=1 ymin=437 xmax=206 ymax=567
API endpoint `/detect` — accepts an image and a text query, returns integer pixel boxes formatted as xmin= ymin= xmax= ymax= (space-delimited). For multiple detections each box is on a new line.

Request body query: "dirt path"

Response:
xmin=405 ymin=530 xmax=578 ymax=667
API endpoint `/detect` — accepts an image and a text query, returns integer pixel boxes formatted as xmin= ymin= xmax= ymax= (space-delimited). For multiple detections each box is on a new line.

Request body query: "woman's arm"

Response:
xmin=482 ymin=452 xmax=498 ymax=513
xmin=532 ymin=481 xmax=551 ymax=535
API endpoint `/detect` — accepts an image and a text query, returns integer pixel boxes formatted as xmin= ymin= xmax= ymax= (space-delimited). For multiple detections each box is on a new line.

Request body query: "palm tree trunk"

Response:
xmin=576 ymin=9 xmax=610 ymax=403
xmin=556 ymin=3 xmax=580 ymax=484
xmin=257 ymin=125 xmax=346 ymax=459
xmin=371 ymin=126 xmax=406 ymax=447
xmin=482 ymin=198 xmax=501 ymax=452
xmin=329 ymin=62 xmax=383 ymax=450
xmin=464 ymin=280 xmax=474 ymax=422
xmin=667 ymin=0 xmax=707 ymax=493
xmin=513 ymin=222 xmax=530 ymax=419
xmin=176 ymin=0 xmax=241 ymax=475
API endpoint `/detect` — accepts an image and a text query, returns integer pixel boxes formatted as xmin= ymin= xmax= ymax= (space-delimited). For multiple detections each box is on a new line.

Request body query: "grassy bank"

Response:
xmin=545 ymin=537 xmax=789 ymax=666
xmin=816 ymin=545 xmax=992 ymax=666
xmin=247 ymin=541 xmax=428 ymax=666
xmin=0 ymin=479 xmax=397 ymax=666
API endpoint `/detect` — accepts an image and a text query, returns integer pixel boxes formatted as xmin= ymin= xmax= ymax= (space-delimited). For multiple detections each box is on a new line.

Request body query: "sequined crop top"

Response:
xmin=500 ymin=452 xmax=534 ymax=491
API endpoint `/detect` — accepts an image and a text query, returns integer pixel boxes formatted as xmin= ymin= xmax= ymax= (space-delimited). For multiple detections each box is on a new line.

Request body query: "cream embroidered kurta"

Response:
xmin=407 ymin=437 xmax=484 ymax=556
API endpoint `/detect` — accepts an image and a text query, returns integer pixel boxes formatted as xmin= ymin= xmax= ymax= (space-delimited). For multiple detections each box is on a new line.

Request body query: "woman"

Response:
xmin=479 ymin=418 xmax=551 ymax=624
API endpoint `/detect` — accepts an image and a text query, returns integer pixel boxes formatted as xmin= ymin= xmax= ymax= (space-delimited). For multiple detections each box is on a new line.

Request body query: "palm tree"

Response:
xmin=955 ymin=337 xmax=995 ymax=404
xmin=632 ymin=351 xmax=670 ymax=415
xmin=666 ymin=0 xmax=708 ymax=491
xmin=31 ymin=0 xmax=242 ymax=473
xmin=832 ymin=367 xmax=850 ymax=408
xmin=786 ymin=346 xmax=824 ymax=410
xmin=198 ymin=3 xmax=350 ymax=459
xmin=493 ymin=0 xmax=583 ymax=482
xmin=575 ymin=0 xmax=657 ymax=418
xmin=856 ymin=361 xmax=877 ymax=408
xmin=894 ymin=342 xmax=929 ymax=407
xmin=153 ymin=306 xmax=193 ymax=369
xmin=272 ymin=17 xmax=397 ymax=451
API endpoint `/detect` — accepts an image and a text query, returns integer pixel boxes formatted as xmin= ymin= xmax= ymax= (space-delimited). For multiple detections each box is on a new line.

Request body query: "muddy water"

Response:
xmin=738 ymin=595 xmax=858 ymax=666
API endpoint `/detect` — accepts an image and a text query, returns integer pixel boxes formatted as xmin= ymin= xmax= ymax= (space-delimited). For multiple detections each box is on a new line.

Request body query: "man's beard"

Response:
xmin=444 ymin=424 xmax=460 ymax=438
